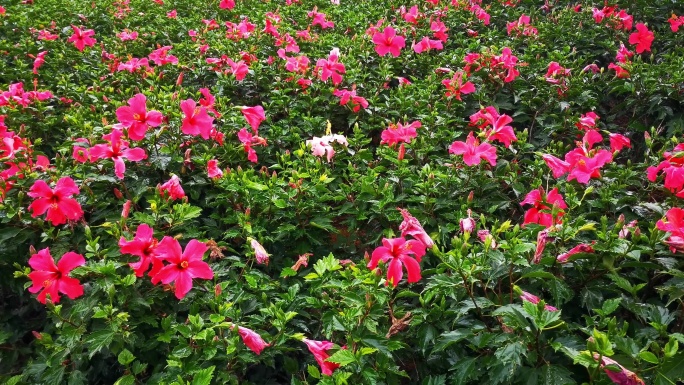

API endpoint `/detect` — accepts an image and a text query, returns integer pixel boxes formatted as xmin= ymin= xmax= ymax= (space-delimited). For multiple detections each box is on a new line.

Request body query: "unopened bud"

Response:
xmin=214 ymin=284 xmax=221 ymax=297
xmin=398 ymin=143 xmax=406 ymax=160
xmin=113 ymin=188 xmax=123 ymax=199
xmin=121 ymin=200 xmax=131 ymax=219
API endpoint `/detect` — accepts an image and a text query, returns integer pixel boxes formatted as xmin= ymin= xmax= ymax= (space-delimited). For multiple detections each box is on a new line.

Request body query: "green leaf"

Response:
xmin=639 ymin=351 xmax=659 ymax=364
xmin=422 ymin=374 xmax=446 ymax=385
xmin=433 ymin=329 xmax=470 ymax=352
xmin=524 ymin=365 xmax=577 ymax=385
xmin=113 ymin=375 xmax=135 ymax=385
xmin=655 ymin=352 xmax=684 ymax=385
xmin=592 ymin=329 xmax=614 ymax=356
xmin=307 ymin=364 xmax=321 ymax=379
xmin=326 ymin=349 xmax=356 ymax=366
xmin=665 ymin=337 xmax=679 ymax=358
xmin=450 ymin=357 xmax=478 ymax=385
xmin=117 ymin=349 xmax=135 ymax=365
xmin=600 ymin=298 xmax=621 ymax=316
xmin=191 ymin=366 xmax=215 ymax=385
xmin=86 ymin=329 xmax=116 ymax=358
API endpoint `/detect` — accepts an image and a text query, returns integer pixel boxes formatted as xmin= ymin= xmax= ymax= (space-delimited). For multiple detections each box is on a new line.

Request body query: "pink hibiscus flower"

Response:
xmin=235 ymin=326 xmax=270 ymax=355
xmin=241 ymin=106 xmax=266 ymax=133
xmin=448 ymin=132 xmax=497 ymax=166
xmin=368 ymin=237 xmax=426 ymax=287
xmin=372 ymin=26 xmax=406 ymax=57
xmin=119 ymin=224 xmax=163 ymax=278
xmin=302 ymin=338 xmax=341 ymax=376
xmin=151 ymin=237 xmax=214 ymax=299
xmin=28 ymin=248 xmax=86 ymax=304
xmin=521 ymin=187 xmax=567 ymax=228
xmin=159 ymin=175 xmax=185 ymax=200
xmin=68 ymin=25 xmax=96 ymax=52
xmin=89 ymin=129 xmax=147 ymax=179
xmin=27 ymin=177 xmax=84 ymax=226
xmin=116 ymin=93 xmax=163 ymax=140
xmin=180 ymin=99 xmax=214 ymax=139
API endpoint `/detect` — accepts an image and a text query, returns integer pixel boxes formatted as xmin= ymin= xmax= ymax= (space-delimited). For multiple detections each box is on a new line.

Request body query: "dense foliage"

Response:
xmin=2 ymin=0 xmax=684 ymax=384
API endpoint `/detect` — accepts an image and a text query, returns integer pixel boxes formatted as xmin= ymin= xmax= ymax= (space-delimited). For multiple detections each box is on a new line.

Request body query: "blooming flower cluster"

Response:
xmin=449 ymin=106 xmax=517 ymax=167
xmin=119 ymin=225 xmax=214 ymax=299
xmin=648 ymin=143 xmax=684 ymax=198
xmin=542 ymin=112 xmax=629 ymax=184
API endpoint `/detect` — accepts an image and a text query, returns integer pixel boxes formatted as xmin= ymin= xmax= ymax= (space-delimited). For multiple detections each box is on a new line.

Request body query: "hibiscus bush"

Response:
xmin=3 ymin=0 xmax=684 ymax=384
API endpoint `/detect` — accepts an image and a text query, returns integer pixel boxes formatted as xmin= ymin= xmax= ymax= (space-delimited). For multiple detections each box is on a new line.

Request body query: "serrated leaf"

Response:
xmin=86 ymin=329 xmax=116 ymax=358
xmin=191 ymin=366 xmax=215 ymax=385
xmin=117 ymin=349 xmax=135 ymax=365
xmin=114 ymin=374 xmax=135 ymax=385
xmin=326 ymin=349 xmax=355 ymax=366
xmin=450 ymin=357 xmax=478 ymax=385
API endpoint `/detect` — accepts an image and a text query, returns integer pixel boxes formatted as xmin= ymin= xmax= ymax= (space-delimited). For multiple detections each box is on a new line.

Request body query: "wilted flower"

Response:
xmin=594 ymin=354 xmax=645 ymax=385
xmin=159 ymin=175 xmax=185 ymax=200
xmin=460 ymin=209 xmax=476 ymax=234
xmin=248 ymin=238 xmax=270 ymax=265
xmin=398 ymin=208 xmax=434 ymax=248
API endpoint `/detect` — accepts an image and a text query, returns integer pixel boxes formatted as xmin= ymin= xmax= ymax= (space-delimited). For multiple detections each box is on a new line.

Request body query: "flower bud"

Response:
xmin=121 ymin=199 xmax=131 ymax=219
xmin=460 ymin=210 xmax=476 ymax=234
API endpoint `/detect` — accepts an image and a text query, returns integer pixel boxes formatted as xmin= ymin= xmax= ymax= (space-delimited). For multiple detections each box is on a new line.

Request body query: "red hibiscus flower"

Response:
xmin=629 ymin=23 xmax=654 ymax=54
xmin=119 ymin=224 xmax=163 ymax=278
xmin=28 ymin=248 xmax=86 ymax=304
xmin=116 ymin=93 xmax=163 ymax=141
xmin=521 ymin=187 xmax=567 ymax=227
xmin=442 ymin=71 xmax=475 ymax=100
xmin=27 ymin=177 xmax=84 ymax=226
xmin=372 ymin=26 xmax=406 ymax=57
xmin=151 ymin=237 xmax=214 ymax=299
xmin=368 ymin=237 xmax=426 ymax=287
